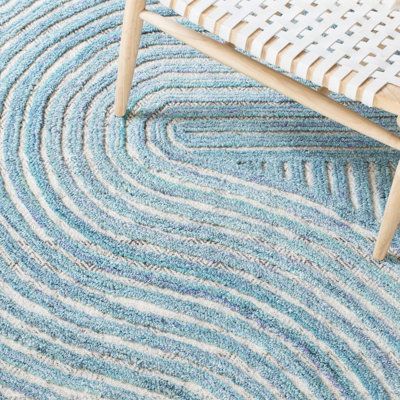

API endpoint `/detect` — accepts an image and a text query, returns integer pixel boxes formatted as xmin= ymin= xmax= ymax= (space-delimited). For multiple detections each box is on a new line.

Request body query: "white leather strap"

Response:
xmin=160 ymin=0 xmax=400 ymax=107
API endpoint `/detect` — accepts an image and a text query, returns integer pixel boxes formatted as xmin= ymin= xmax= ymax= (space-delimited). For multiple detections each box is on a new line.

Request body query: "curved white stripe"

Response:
xmin=0 ymin=0 xmax=116 ymax=76
xmin=0 ymin=356 xmax=92 ymax=399
xmin=0 ymin=382 xmax=32 ymax=400
xmin=0 ymin=332 xmax=173 ymax=400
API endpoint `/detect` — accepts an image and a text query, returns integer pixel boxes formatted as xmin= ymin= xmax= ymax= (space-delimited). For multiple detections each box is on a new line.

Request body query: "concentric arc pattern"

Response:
xmin=0 ymin=1 xmax=399 ymax=399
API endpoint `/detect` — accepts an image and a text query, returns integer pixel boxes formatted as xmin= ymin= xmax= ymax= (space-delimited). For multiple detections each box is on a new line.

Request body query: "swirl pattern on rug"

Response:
xmin=0 ymin=0 xmax=400 ymax=399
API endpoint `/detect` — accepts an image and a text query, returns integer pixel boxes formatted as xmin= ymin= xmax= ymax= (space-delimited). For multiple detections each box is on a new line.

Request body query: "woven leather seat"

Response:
xmin=161 ymin=0 xmax=400 ymax=113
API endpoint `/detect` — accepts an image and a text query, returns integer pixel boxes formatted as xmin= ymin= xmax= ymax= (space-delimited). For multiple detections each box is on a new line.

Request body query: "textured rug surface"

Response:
xmin=1 ymin=0 xmax=400 ymax=399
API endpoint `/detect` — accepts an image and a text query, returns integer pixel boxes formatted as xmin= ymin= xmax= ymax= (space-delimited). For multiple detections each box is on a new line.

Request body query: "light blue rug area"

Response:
xmin=0 ymin=0 xmax=400 ymax=399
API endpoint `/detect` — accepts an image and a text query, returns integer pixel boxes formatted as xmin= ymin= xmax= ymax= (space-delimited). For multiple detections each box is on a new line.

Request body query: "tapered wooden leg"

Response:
xmin=373 ymin=161 xmax=400 ymax=260
xmin=115 ymin=0 xmax=145 ymax=117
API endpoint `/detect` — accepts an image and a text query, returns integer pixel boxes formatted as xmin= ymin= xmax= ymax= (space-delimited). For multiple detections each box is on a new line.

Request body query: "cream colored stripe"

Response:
xmin=0 ymin=357 xmax=91 ymax=399
xmin=0 ymin=333 xmax=169 ymax=400
xmin=0 ymin=382 xmax=32 ymax=400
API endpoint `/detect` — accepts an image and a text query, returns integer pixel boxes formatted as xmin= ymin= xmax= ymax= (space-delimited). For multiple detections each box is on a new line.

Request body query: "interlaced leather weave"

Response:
xmin=160 ymin=0 xmax=400 ymax=107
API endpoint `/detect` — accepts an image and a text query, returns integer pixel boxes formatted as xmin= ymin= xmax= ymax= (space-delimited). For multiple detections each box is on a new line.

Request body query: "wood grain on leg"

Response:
xmin=115 ymin=0 xmax=145 ymax=117
xmin=373 ymin=161 xmax=400 ymax=260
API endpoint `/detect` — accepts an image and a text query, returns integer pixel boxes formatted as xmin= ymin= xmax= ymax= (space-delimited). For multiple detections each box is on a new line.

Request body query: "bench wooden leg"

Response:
xmin=373 ymin=160 xmax=400 ymax=260
xmin=115 ymin=0 xmax=146 ymax=117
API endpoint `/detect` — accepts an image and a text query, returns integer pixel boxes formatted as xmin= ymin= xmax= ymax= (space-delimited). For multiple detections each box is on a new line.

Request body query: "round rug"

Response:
xmin=0 ymin=0 xmax=400 ymax=398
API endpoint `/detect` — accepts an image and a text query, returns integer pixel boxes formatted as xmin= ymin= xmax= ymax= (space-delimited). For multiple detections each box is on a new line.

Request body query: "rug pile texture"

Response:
xmin=0 ymin=0 xmax=400 ymax=398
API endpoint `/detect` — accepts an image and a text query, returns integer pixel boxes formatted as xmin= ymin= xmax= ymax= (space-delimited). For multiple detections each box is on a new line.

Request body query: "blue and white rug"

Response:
xmin=1 ymin=0 xmax=400 ymax=398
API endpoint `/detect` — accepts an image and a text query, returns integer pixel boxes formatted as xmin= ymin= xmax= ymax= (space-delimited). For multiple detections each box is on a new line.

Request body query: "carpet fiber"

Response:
xmin=1 ymin=0 xmax=400 ymax=398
